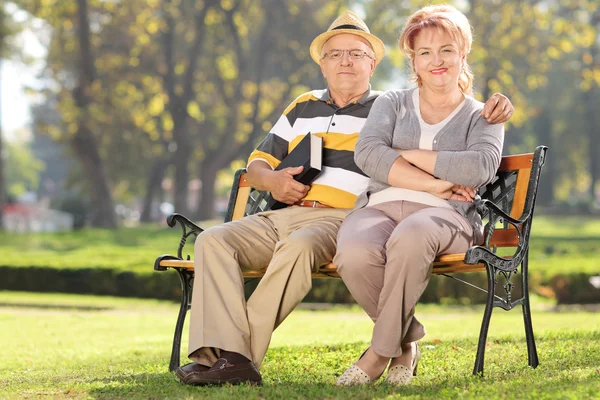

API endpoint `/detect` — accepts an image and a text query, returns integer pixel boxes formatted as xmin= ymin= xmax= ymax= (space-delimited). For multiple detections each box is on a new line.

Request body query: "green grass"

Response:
xmin=1 ymin=291 xmax=599 ymax=399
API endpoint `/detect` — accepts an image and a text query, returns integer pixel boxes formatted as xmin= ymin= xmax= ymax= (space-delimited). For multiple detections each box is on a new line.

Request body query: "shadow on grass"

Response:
xmin=82 ymin=334 xmax=600 ymax=399
xmin=0 ymin=302 xmax=111 ymax=311
xmin=83 ymin=370 xmax=600 ymax=400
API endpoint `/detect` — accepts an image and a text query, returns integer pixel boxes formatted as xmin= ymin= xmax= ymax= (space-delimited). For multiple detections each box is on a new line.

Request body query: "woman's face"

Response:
xmin=412 ymin=28 xmax=463 ymax=91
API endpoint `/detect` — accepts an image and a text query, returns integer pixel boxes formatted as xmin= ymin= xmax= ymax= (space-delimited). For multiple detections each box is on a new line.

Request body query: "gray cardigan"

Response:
xmin=354 ymin=88 xmax=505 ymax=244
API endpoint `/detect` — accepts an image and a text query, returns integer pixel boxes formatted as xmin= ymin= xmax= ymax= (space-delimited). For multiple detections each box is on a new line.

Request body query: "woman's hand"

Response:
xmin=450 ymin=185 xmax=477 ymax=202
xmin=428 ymin=180 xmax=476 ymax=202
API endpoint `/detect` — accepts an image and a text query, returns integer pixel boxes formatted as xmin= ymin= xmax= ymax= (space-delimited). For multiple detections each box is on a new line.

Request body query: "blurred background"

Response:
xmin=0 ymin=0 xmax=598 ymax=304
xmin=1 ymin=0 xmax=599 ymax=230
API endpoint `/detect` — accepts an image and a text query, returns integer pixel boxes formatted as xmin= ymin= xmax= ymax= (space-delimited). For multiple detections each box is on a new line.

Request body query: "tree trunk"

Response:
xmin=584 ymin=30 xmax=599 ymax=201
xmin=70 ymin=127 xmax=117 ymax=228
xmin=140 ymin=158 xmax=169 ymax=223
xmin=534 ymin=108 xmax=554 ymax=206
xmin=584 ymin=88 xmax=599 ymax=201
xmin=73 ymin=0 xmax=117 ymax=228
xmin=0 ymin=14 xmax=5 ymax=229
xmin=193 ymin=161 xmax=219 ymax=221
xmin=172 ymin=133 xmax=191 ymax=216
xmin=0 ymin=70 xmax=4 ymax=230
xmin=161 ymin=0 xmax=214 ymax=218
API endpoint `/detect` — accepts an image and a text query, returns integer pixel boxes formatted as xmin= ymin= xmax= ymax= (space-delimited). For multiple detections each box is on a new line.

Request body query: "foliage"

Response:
xmin=6 ymin=0 xmax=600 ymax=217
xmin=3 ymin=138 xmax=44 ymax=198
xmin=0 ymin=292 xmax=599 ymax=399
xmin=15 ymin=0 xmax=347 ymax=219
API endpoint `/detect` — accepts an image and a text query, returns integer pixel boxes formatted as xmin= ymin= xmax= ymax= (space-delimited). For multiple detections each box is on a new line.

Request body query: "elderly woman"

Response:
xmin=334 ymin=5 xmax=505 ymax=386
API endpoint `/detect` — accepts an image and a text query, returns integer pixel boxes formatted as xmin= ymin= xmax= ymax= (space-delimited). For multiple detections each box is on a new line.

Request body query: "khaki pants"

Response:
xmin=333 ymin=201 xmax=474 ymax=358
xmin=188 ymin=206 xmax=349 ymax=368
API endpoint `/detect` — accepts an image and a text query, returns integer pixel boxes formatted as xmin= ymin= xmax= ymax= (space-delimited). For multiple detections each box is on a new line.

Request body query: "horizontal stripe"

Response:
xmin=302 ymin=184 xmax=358 ymax=209
xmin=269 ymin=114 xmax=296 ymax=142
xmin=323 ymin=148 xmax=366 ymax=176
xmin=288 ymin=100 xmax=374 ymax=123
xmin=312 ymin=166 xmax=370 ymax=196
xmin=293 ymin=115 xmax=366 ymax=136
xmin=247 ymin=150 xmax=281 ymax=169
xmin=286 ymin=134 xmax=364 ymax=175
xmin=286 ymin=98 xmax=336 ymax=124
xmin=247 ymin=157 xmax=275 ymax=170
xmin=316 ymin=132 xmax=359 ymax=152
xmin=283 ymin=92 xmax=318 ymax=116
xmin=252 ymin=132 xmax=289 ymax=163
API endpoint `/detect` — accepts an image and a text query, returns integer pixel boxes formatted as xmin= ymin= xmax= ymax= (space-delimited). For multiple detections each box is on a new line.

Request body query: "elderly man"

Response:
xmin=176 ymin=10 xmax=513 ymax=386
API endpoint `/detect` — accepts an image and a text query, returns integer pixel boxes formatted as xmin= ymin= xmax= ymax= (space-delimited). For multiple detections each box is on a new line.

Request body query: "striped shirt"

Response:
xmin=248 ymin=87 xmax=380 ymax=208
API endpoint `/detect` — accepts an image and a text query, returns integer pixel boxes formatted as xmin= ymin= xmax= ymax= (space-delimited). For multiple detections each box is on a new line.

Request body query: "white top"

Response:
xmin=366 ymin=90 xmax=465 ymax=209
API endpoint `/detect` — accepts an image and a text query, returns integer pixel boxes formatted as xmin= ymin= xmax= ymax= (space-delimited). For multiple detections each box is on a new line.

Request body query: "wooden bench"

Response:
xmin=155 ymin=145 xmax=548 ymax=376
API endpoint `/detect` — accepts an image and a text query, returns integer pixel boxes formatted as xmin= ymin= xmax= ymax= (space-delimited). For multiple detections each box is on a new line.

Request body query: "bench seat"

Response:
xmin=157 ymin=253 xmax=489 ymax=278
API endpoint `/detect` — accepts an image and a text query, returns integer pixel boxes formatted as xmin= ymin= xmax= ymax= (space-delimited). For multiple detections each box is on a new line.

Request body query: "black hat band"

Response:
xmin=332 ymin=24 xmax=365 ymax=32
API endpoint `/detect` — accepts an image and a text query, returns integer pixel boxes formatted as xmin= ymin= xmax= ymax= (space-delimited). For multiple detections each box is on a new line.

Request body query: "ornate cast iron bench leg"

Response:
xmin=473 ymin=261 xmax=496 ymax=376
xmin=169 ymin=268 xmax=194 ymax=372
xmin=521 ymin=249 xmax=539 ymax=368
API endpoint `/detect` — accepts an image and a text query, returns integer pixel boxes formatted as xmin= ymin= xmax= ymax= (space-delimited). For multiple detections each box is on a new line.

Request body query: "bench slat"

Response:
xmin=158 ymin=252 xmax=489 ymax=276
xmin=498 ymin=153 xmax=533 ymax=171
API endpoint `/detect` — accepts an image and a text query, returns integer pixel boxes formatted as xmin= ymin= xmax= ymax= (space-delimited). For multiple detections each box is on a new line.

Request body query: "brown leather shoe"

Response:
xmin=175 ymin=362 xmax=210 ymax=385
xmin=187 ymin=358 xmax=262 ymax=386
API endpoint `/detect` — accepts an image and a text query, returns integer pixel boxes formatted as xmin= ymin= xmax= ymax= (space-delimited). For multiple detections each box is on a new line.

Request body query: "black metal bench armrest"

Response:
xmin=154 ymin=254 xmax=182 ymax=271
xmin=476 ymin=199 xmax=531 ymax=226
xmin=466 ymin=199 xmax=531 ymax=272
xmin=165 ymin=213 xmax=204 ymax=261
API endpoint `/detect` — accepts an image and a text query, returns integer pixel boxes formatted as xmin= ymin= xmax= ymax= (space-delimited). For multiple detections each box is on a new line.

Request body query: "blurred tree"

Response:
xmin=0 ymin=4 xmax=6 ymax=228
xmin=582 ymin=9 xmax=600 ymax=202
xmin=17 ymin=0 xmax=598 ymax=218
xmin=17 ymin=0 xmax=118 ymax=227
xmin=0 ymin=3 xmax=25 ymax=225
xmin=4 ymin=138 xmax=44 ymax=198
xmin=29 ymin=99 xmax=72 ymax=200
xmin=18 ymin=0 xmax=345 ymax=222
xmin=69 ymin=0 xmax=118 ymax=227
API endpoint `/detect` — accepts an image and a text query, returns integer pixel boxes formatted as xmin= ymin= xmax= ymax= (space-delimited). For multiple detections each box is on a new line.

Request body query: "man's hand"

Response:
xmin=428 ymin=180 xmax=476 ymax=202
xmin=267 ymin=166 xmax=310 ymax=204
xmin=481 ymin=92 xmax=514 ymax=124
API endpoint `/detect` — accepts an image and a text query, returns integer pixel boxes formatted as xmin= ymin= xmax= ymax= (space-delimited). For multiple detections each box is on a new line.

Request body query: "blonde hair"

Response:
xmin=399 ymin=5 xmax=474 ymax=95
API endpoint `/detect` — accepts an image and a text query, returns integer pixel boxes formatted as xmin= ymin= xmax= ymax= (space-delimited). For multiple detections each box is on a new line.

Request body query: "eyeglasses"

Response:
xmin=322 ymin=49 xmax=374 ymax=61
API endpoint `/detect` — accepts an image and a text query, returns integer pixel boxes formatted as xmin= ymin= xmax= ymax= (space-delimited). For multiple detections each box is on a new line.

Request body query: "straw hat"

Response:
xmin=309 ymin=10 xmax=385 ymax=65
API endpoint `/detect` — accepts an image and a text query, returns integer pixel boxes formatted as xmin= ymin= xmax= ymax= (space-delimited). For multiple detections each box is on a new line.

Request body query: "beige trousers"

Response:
xmin=333 ymin=201 xmax=474 ymax=358
xmin=188 ymin=206 xmax=349 ymax=368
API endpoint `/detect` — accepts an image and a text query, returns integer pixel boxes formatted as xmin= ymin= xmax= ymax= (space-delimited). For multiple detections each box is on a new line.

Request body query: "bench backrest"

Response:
xmin=225 ymin=146 xmax=548 ymax=249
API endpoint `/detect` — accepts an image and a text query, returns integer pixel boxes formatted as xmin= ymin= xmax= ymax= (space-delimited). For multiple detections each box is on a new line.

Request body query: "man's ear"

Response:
xmin=320 ymin=60 xmax=327 ymax=78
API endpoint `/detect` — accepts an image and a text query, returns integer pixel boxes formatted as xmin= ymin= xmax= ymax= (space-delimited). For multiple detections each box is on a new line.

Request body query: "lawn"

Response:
xmin=1 ymin=291 xmax=598 ymax=399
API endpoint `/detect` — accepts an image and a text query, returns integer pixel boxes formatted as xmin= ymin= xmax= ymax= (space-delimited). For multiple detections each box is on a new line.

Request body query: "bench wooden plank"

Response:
xmin=158 ymin=252 xmax=488 ymax=276
xmin=510 ymin=168 xmax=531 ymax=221
xmin=498 ymin=153 xmax=533 ymax=171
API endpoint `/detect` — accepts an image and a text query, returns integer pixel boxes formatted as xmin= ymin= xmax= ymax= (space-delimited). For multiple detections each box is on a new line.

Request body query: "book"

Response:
xmin=267 ymin=133 xmax=323 ymax=210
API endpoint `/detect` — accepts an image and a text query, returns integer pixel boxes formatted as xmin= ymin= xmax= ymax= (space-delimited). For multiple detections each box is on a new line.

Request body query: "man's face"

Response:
xmin=319 ymin=34 xmax=376 ymax=93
